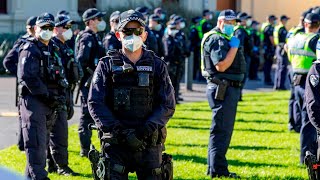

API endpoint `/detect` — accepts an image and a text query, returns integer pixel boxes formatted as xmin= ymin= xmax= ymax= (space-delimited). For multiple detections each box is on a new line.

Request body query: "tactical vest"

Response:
xmin=106 ymin=50 xmax=154 ymax=123
xmin=191 ymin=19 xmax=205 ymax=39
xmin=273 ymin=24 xmax=284 ymax=45
xmin=25 ymin=38 xmax=68 ymax=89
xmin=287 ymin=33 xmax=318 ymax=74
xmin=200 ymin=30 xmax=246 ymax=78
xmin=260 ymin=22 xmax=271 ymax=41
xmin=234 ymin=25 xmax=250 ymax=36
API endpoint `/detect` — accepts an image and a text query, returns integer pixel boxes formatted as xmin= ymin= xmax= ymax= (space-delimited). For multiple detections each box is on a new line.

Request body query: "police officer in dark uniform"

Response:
xmin=261 ymin=15 xmax=277 ymax=85
xmin=201 ymin=9 xmax=214 ymax=35
xmin=3 ymin=16 xmax=37 ymax=75
xmin=103 ymin=11 xmax=122 ymax=52
xmin=2 ymin=16 xmax=37 ymax=152
xmin=88 ymin=9 xmax=175 ymax=179
xmin=234 ymin=12 xmax=253 ymax=100
xmin=189 ymin=16 xmax=203 ymax=80
xmin=18 ymin=12 xmax=68 ymax=180
xmin=154 ymin=7 xmax=167 ymax=26
xmin=305 ymin=37 xmax=320 ymax=175
xmin=75 ymin=8 xmax=106 ymax=157
xmin=248 ymin=20 xmax=261 ymax=80
xmin=135 ymin=6 xmax=159 ymax=53
xmin=148 ymin=14 xmax=165 ymax=57
xmin=56 ymin=10 xmax=77 ymax=50
xmin=273 ymin=15 xmax=290 ymax=90
xmin=286 ymin=13 xmax=320 ymax=164
xmin=46 ymin=14 xmax=81 ymax=176
xmin=201 ymin=9 xmax=245 ymax=178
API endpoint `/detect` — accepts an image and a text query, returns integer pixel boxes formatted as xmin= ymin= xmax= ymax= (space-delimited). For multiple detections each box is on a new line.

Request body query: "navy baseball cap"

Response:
xmin=237 ymin=12 xmax=251 ymax=20
xmin=82 ymin=8 xmax=106 ymax=22
xmin=57 ymin=10 xmax=69 ymax=16
xmin=55 ymin=15 xmax=74 ymax=27
xmin=251 ymin=20 xmax=260 ymax=25
xmin=110 ymin=11 xmax=120 ymax=22
xmin=173 ymin=15 xmax=184 ymax=23
xmin=26 ymin=16 xmax=37 ymax=28
xmin=268 ymin=15 xmax=277 ymax=20
xmin=312 ymin=8 xmax=320 ymax=15
xmin=203 ymin=9 xmax=212 ymax=16
xmin=135 ymin=6 xmax=149 ymax=15
xmin=36 ymin=13 xmax=55 ymax=27
xmin=149 ymin=14 xmax=161 ymax=22
xmin=192 ymin=16 xmax=202 ymax=24
xmin=117 ymin=10 xmax=146 ymax=31
xmin=218 ymin=9 xmax=240 ymax=22
xmin=304 ymin=13 xmax=320 ymax=24
xmin=168 ymin=21 xmax=177 ymax=29
xmin=280 ymin=15 xmax=290 ymax=20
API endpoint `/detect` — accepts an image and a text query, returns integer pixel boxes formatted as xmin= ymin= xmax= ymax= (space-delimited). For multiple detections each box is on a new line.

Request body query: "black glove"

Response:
xmin=67 ymin=105 xmax=74 ymax=120
xmin=125 ymin=130 xmax=147 ymax=152
xmin=136 ymin=122 xmax=158 ymax=140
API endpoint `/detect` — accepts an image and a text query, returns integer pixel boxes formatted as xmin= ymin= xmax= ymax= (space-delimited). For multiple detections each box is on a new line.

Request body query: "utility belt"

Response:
xmin=293 ymin=74 xmax=307 ymax=86
xmin=208 ymin=77 xmax=242 ymax=101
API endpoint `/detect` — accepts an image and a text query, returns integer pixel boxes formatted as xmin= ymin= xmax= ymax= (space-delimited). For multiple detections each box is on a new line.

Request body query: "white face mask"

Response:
xmin=36 ymin=28 xmax=53 ymax=41
xmin=209 ymin=14 xmax=213 ymax=20
xmin=97 ymin=20 xmax=106 ymax=31
xmin=154 ymin=24 xmax=162 ymax=31
xmin=179 ymin=22 xmax=186 ymax=29
xmin=246 ymin=19 xmax=252 ymax=27
xmin=62 ymin=29 xmax=73 ymax=41
xmin=160 ymin=14 xmax=166 ymax=20
xmin=122 ymin=34 xmax=144 ymax=52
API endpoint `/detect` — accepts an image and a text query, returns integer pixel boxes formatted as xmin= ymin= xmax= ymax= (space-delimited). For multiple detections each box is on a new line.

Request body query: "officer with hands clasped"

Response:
xmin=18 ymin=12 xmax=68 ymax=180
xmin=201 ymin=9 xmax=245 ymax=178
xmin=88 ymin=9 xmax=175 ymax=179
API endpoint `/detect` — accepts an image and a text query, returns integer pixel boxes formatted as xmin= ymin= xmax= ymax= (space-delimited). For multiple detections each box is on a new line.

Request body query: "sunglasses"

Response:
xmin=41 ymin=26 xmax=54 ymax=31
xmin=122 ymin=28 xmax=144 ymax=36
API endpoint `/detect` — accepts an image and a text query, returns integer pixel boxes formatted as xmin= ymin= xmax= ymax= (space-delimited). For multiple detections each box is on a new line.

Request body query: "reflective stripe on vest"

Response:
xmin=200 ymin=30 xmax=230 ymax=76
xmin=198 ymin=19 xmax=208 ymax=39
xmin=287 ymin=33 xmax=317 ymax=74
xmin=286 ymin=26 xmax=304 ymax=43
xmin=273 ymin=24 xmax=284 ymax=45
xmin=234 ymin=25 xmax=250 ymax=36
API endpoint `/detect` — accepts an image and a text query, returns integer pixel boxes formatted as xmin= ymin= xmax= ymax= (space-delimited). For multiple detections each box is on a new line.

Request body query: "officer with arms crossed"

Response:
xmin=18 ymin=13 xmax=68 ymax=180
xmin=88 ymin=10 xmax=175 ymax=179
xmin=75 ymin=8 xmax=106 ymax=157
xmin=201 ymin=9 xmax=246 ymax=178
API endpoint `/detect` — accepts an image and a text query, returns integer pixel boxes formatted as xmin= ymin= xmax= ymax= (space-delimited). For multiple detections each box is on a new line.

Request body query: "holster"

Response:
xmin=210 ymin=77 xmax=228 ymax=101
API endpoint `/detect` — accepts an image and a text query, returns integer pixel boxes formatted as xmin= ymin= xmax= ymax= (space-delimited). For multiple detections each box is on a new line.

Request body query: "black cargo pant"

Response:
xmin=20 ymin=95 xmax=54 ymax=180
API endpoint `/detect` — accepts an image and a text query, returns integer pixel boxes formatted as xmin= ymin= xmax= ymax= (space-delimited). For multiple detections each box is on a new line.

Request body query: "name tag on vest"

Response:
xmin=136 ymin=66 xmax=152 ymax=72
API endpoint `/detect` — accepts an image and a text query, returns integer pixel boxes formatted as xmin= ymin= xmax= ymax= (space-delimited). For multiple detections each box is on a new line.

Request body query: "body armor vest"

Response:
xmin=201 ymin=30 xmax=246 ymax=78
xmin=106 ymin=50 xmax=154 ymax=124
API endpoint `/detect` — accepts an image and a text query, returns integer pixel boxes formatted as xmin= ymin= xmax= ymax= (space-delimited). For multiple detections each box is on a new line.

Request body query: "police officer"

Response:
xmin=46 ymin=14 xmax=80 ymax=176
xmin=75 ymin=8 xmax=106 ymax=157
xmin=304 ymin=35 xmax=320 ymax=172
xmin=149 ymin=14 xmax=165 ymax=57
xmin=154 ymin=7 xmax=166 ymax=26
xmin=189 ymin=16 xmax=202 ymax=80
xmin=2 ymin=15 xmax=37 ymax=152
xmin=261 ymin=15 xmax=277 ymax=85
xmin=135 ymin=6 xmax=159 ymax=53
xmin=273 ymin=15 xmax=290 ymax=90
xmin=3 ymin=16 xmax=37 ymax=75
xmin=201 ymin=9 xmax=245 ymax=178
xmin=286 ymin=13 xmax=320 ymax=164
xmin=286 ymin=11 xmax=308 ymax=132
xmin=234 ymin=12 xmax=253 ymax=100
xmin=200 ymin=9 xmax=214 ymax=36
xmin=103 ymin=11 xmax=122 ymax=52
xmin=56 ymin=10 xmax=77 ymax=50
xmin=248 ymin=20 xmax=261 ymax=80
xmin=18 ymin=12 xmax=68 ymax=180
xmin=88 ymin=9 xmax=175 ymax=179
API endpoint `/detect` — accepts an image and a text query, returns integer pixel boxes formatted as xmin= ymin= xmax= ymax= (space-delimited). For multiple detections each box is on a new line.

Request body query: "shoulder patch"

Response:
xmin=310 ymin=74 xmax=319 ymax=87
xmin=87 ymin=41 xmax=92 ymax=48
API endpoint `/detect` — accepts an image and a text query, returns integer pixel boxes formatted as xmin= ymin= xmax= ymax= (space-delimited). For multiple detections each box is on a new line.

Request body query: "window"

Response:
xmin=0 ymin=0 xmax=7 ymax=14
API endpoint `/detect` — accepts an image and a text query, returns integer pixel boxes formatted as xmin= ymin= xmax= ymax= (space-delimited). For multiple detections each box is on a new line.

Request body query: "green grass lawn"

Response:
xmin=0 ymin=91 xmax=308 ymax=179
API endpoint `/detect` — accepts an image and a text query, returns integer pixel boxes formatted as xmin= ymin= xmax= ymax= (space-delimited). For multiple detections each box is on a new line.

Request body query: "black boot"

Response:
xmin=57 ymin=165 xmax=79 ymax=176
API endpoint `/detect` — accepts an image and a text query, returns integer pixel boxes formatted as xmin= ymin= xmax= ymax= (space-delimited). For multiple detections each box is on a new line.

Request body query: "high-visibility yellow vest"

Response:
xmin=260 ymin=22 xmax=271 ymax=41
xmin=273 ymin=24 xmax=284 ymax=45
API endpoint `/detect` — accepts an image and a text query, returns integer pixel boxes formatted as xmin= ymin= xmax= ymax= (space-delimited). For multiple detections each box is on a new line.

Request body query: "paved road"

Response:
xmin=0 ymin=70 xmax=279 ymax=150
